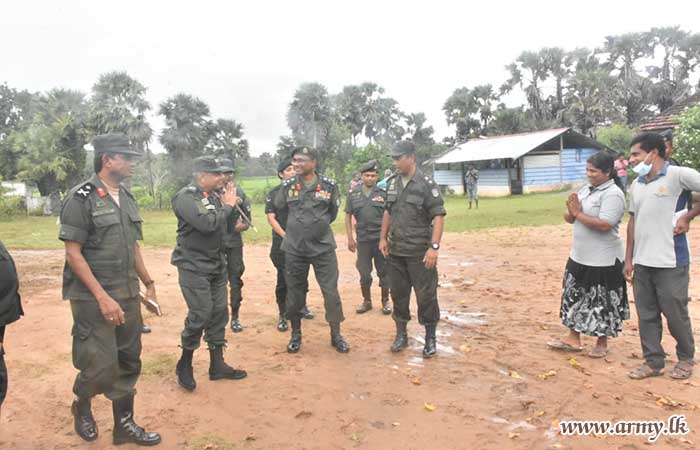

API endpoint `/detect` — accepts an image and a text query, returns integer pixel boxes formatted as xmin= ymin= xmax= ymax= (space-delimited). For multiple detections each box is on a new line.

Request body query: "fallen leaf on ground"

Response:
xmin=411 ymin=377 xmax=422 ymax=385
xmin=535 ymin=410 xmax=545 ymax=417
xmin=295 ymin=410 xmax=313 ymax=419
xmin=508 ymin=432 xmax=520 ymax=439
xmin=537 ymin=370 xmax=557 ymax=380
xmin=424 ymin=402 xmax=437 ymax=411
xmin=392 ymin=422 xmax=400 ymax=427
xmin=459 ymin=344 xmax=471 ymax=353
xmin=509 ymin=370 xmax=523 ymax=379
xmin=569 ymin=358 xmax=586 ymax=373
xmin=654 ymin=395 xmax=684 ymax=409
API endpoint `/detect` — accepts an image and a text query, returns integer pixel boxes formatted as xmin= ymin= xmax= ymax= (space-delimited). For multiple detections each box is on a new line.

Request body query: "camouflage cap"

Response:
xmin=290 ymin=146 xmax=318 ymax=160
xmin=92 ymin=133 xmax=142 ymax=156
xmin=358 ymin=159 xmax=379 ymax=173
xmin=391 ymin=140 xmax=416 ymax=157
xmin=193 ymin=155 xmax=227 ymax=173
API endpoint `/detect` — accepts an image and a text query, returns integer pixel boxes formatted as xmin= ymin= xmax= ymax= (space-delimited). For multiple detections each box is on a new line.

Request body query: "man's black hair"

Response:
xmin=630 ymin=132 xmax=666 ymax=158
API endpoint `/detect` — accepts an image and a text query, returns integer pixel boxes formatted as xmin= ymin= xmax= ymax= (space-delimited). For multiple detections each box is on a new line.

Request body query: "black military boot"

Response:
xmin=71 ymin=397 xmax=98 ymax=442
xmin=380 ymin=287 xmax=392 ymax=315
xmin=230 ymin=306 xmax=243 ymax=333
xmin=141 ymin=325 xmax=152 ymax=334
xmin=301 ymin=305 xmax=315 ymax=320
xmin=112 ymin=395 xmax=161 ymax=446
xmin=355 ymin=285 xmax=372 ymax=314
xmin=277 ymin=313 xmax=288 ymax=332
xmin=390 ymin=321 xmax=409 ymax=353
xmin=208 ymin=345 xmax=247 ymax=380
xmin=175 ymin=348 xmax=196 ymax=391
xmin=329 ymin=322 xmax=350 ymax=353
xmin=423 ymin=323 xmax=437 ymax=358
xmin=287 ymin=318 xmax=302 ymax=353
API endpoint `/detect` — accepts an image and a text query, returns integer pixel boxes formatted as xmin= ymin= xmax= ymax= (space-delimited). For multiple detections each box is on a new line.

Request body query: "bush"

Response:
xmin=675 ymin=106 xmax=700 ymax=170
xmin=0 ymin=195 xmax=25 ymax=218
xmin=596 ymin=124 xmax=635 ymax=154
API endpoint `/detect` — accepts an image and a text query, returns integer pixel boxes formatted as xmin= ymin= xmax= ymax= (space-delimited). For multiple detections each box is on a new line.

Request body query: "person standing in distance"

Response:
xmin=59 ymin=133 xmax=161 ymax=445
xmin=380 ymin=140 xmax=446 ymax=358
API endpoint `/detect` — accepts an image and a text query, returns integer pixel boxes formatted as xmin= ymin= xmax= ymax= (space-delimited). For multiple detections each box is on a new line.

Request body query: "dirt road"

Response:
xmin=0 ymin=225 xmax=698 ymax=450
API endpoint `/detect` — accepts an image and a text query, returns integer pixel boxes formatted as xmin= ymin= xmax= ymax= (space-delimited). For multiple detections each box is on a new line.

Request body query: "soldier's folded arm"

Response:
xmin=175 ymin=194 xmax=234 ymax=233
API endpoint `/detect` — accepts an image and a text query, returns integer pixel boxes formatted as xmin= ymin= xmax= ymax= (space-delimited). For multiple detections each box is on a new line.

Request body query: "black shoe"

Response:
xmin=208 ymin=345 xmax=247 ymax=380
xmin=277 ymin=314 xmax=288 ymax=332
xmin=390 ymin=321 xmax=409 ymax=353
xmin=355 ymin=301 xmax=372 ymax=314
xmin=230 ymin=318 xmax=243 ymax=333
xmin=329 ymin=322 xmax=350 ymax=353
xmin=423 ymin=324 xmax=437 ymax=358
xmin=141 ymin=326 xmax=152 ymax=334
xmin=381 ymin=287 xmax=392 ymax=315
xmin=356 ymin=285 xmax=373 ymax=314
xmin=71 ymin=398 xmax=98 ymax=442
xmin=112 ymin=395 xmax=161 ymax=446
xmin=287 ymin=331 xmax=302 ymax=353
xmin=176 ymin=349 xmax=196 ymax=391
xmin=301 ymin=307 xmax=315 ymax=320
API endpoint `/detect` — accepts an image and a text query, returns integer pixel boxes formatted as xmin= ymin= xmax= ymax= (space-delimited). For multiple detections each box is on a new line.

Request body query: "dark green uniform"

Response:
xmin=172 ymin=184 xmax=238 ymax=350
xmin=273 ymin=173 xmax=344 ymax=322
xmin=0 ymin=240 xmax=23 ymax=410
xmin=59 ymin=174 xmax=144 ymax=400
xmin=385 ymin=170 xmax=446 ymax=325
xmin=265 ymin=184 xmax=309 ymax=315
xmin=221 ymin=188 xmax=250 ymax=318
xmin=345 ymin=183 xmax=388 ymax=288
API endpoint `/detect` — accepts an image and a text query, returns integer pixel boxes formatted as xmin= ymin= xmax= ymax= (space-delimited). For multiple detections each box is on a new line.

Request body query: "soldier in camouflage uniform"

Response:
xmin=59 ymin=133 xmax=161 ymax=445
xmin=379 ymin=141 xmax=446 ymax=358
xmin=272 ymin=147 xmax=349 ymax=354
xmin=172 ymin=156 xmax=247 ymax=392
xmin=345 ymin=160 xmax=391 ymax=315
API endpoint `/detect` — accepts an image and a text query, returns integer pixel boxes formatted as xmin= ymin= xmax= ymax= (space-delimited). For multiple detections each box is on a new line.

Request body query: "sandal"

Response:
xmin=588 ymin=348 xmax=608 ymax=359
xmin=547 ymin=338 xmax=583 ymax=352
xmin=628 ymin=363 xmax=664 ymax=380
xmin=669 ymin=361 xmax=694 ymax=380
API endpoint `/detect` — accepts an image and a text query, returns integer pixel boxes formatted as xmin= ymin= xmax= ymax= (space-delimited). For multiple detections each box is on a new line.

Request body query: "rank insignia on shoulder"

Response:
xmin=431 ymin=188 xmax=440 ymax=197
xmin=75 ymin=182 xmax=95 ymax=199
xmin=372 ymin=195 xmax=385 ymax=202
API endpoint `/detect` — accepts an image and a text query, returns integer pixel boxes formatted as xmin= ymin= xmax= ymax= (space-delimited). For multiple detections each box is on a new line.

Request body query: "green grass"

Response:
xmin=0 ymin=191 xmax=569 ymax=250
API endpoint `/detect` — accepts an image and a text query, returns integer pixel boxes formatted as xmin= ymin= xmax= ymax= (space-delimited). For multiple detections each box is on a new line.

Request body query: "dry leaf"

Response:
xmin=655 ymin=395 xmax=683 ymax=409
xmin=424 ymin=402 xmax=437 ymax=411
xmin=535 ymin=410 xmax=545 ymax=417
xmin=537 ymin=370 xmax=557 ymax=380
xmin=295 ymin=410 xmax=313 ymax=419
xmin=411 ymin=377 xmax=422 ymax=385
xmin=508 ymin=432 xmax=520 ymax=439
xmin=509 ymin=370 xmax=523 ymax=379
xmin=459 ymin=344 xmax=471 ymax=353
xmin=391 ymin=422 xmax=400 ymax=427
xmin=569 ymin=358 xmax=586 ymax=372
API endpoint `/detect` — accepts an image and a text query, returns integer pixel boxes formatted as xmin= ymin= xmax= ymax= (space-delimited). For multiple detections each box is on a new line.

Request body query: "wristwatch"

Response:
xmin=431 ymin=242 xmax=440 ymax=250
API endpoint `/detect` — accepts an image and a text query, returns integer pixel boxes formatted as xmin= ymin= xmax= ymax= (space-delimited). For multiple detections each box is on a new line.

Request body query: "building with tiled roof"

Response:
xmin=639 ymin=93 xmax=700 ymax=132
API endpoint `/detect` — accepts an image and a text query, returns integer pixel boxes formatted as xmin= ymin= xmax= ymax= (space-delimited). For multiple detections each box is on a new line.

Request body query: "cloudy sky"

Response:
xmin=2 ymin=0 xmax=699 ymax=155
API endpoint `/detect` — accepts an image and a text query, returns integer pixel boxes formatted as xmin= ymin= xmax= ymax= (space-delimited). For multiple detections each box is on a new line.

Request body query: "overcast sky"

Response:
xmin=2 ymin=0 xmax=699 ymax=156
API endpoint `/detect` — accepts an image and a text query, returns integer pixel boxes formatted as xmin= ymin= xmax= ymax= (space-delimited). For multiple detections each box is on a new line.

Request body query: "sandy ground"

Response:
xmin=0 ymin=225 xmax=699 ymax=450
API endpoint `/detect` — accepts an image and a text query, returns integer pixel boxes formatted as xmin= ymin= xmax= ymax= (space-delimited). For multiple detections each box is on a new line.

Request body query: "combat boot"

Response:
xmin=287 ymin=318 xmax=302 ymax=353
xmin=355 ymin=285 xmax=373 ymax=314
xmin=390 ymin=321 xmax=409 ymax=353
xmin=380 ymin=287 xmax=392 ymax=315
xmin=230 ymin=306 xmax=243 ymax=333
xmin=112 ymin=394 xmax=161 ymax=446
xmin=301 ymin=305 xmax=315 ymax=320
xmin=208 ymin=345 xmax=247 ymax=380
xmin=423 ymin=323 xmax=437 ymax=358
xmin=277 ymin=313 xmax=289 ymax=332
xmin=330 ymin=322 xmax=350 ymax=353
xmin=71 ymin=397 xmax=98 ymax=442
xmin=175 ymin=348 xmax=196 ymax=391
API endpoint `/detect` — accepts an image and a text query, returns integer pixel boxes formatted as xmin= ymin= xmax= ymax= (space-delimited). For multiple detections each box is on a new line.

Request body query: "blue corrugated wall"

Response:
xmin=434 ymin=169 xmax=509 ymax=187
xmin=523 ymin=148 xmax=599 ymax=186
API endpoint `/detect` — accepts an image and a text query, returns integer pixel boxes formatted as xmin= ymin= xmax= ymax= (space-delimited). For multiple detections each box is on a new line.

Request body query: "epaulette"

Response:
xmin=73 ymin=182 xmax=96 ymax=200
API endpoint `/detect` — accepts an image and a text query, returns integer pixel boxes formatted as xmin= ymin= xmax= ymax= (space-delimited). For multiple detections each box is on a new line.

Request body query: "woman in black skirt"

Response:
xmin=547 ymin=151 xmax=629 ymax=358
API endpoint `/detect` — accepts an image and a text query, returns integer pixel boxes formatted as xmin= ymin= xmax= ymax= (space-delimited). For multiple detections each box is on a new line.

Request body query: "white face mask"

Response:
xmin=632 ymin=154 xmax=654 ymax=176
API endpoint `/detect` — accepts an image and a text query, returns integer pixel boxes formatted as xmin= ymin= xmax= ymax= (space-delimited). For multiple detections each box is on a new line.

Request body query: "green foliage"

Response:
xmin=596 ymin=124 xmax=635 ymax=154
xmin=674 ymin=106 xmax=700 ymax=169
xmin=343 ymin=144 xmax=393 ymax=183
xmin=0 ymin=193 xmax=24 ymax=217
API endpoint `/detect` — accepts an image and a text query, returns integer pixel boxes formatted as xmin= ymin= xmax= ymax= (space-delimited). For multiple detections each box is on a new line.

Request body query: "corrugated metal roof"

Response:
xmin=434 ymin=128 xmax=571 ymax=164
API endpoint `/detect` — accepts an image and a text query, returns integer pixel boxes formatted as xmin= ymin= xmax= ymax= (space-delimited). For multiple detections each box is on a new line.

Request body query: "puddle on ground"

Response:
xmin=441 ymin=311 xmax=487 ymax=326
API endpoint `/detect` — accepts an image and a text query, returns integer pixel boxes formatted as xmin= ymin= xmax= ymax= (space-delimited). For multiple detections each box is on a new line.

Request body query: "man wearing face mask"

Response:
xmin=172 ymin=156 xmax=247 ymax=392
xmin=625 ymin=132 xmax=700 ymax=381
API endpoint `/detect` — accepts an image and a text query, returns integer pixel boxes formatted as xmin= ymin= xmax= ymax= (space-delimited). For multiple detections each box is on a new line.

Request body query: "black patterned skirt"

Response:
xmin=560 ymin=258 xmax=630 ymax=337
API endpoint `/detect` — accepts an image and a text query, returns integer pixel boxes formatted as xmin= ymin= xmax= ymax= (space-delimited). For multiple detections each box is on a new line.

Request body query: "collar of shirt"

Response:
xmin=588 ymin=178 xmax=615 ymax=193
xmin=638 ymin=161 xmax=670 ymax=184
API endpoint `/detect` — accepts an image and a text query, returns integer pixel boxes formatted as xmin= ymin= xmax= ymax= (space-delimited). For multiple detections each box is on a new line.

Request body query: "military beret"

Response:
xmin=277 ymin=157 xmax=293 ymax=173
xmin=291 ymin=146 xmax=318 ymax=160
xmin=218 ymin=157 xmax=235 ymax=173
xmin=92 ymin=133 xmax=142 ymax=156
xmin=358 ymin=159 xmax=379 ymax=173
xmin=660 ymin=129 xmax=673 ymax=142
xmin=193 ymin=155 xmax=226 ymax=173
xmin=391 ymin=140 xmax=416 ymax=157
